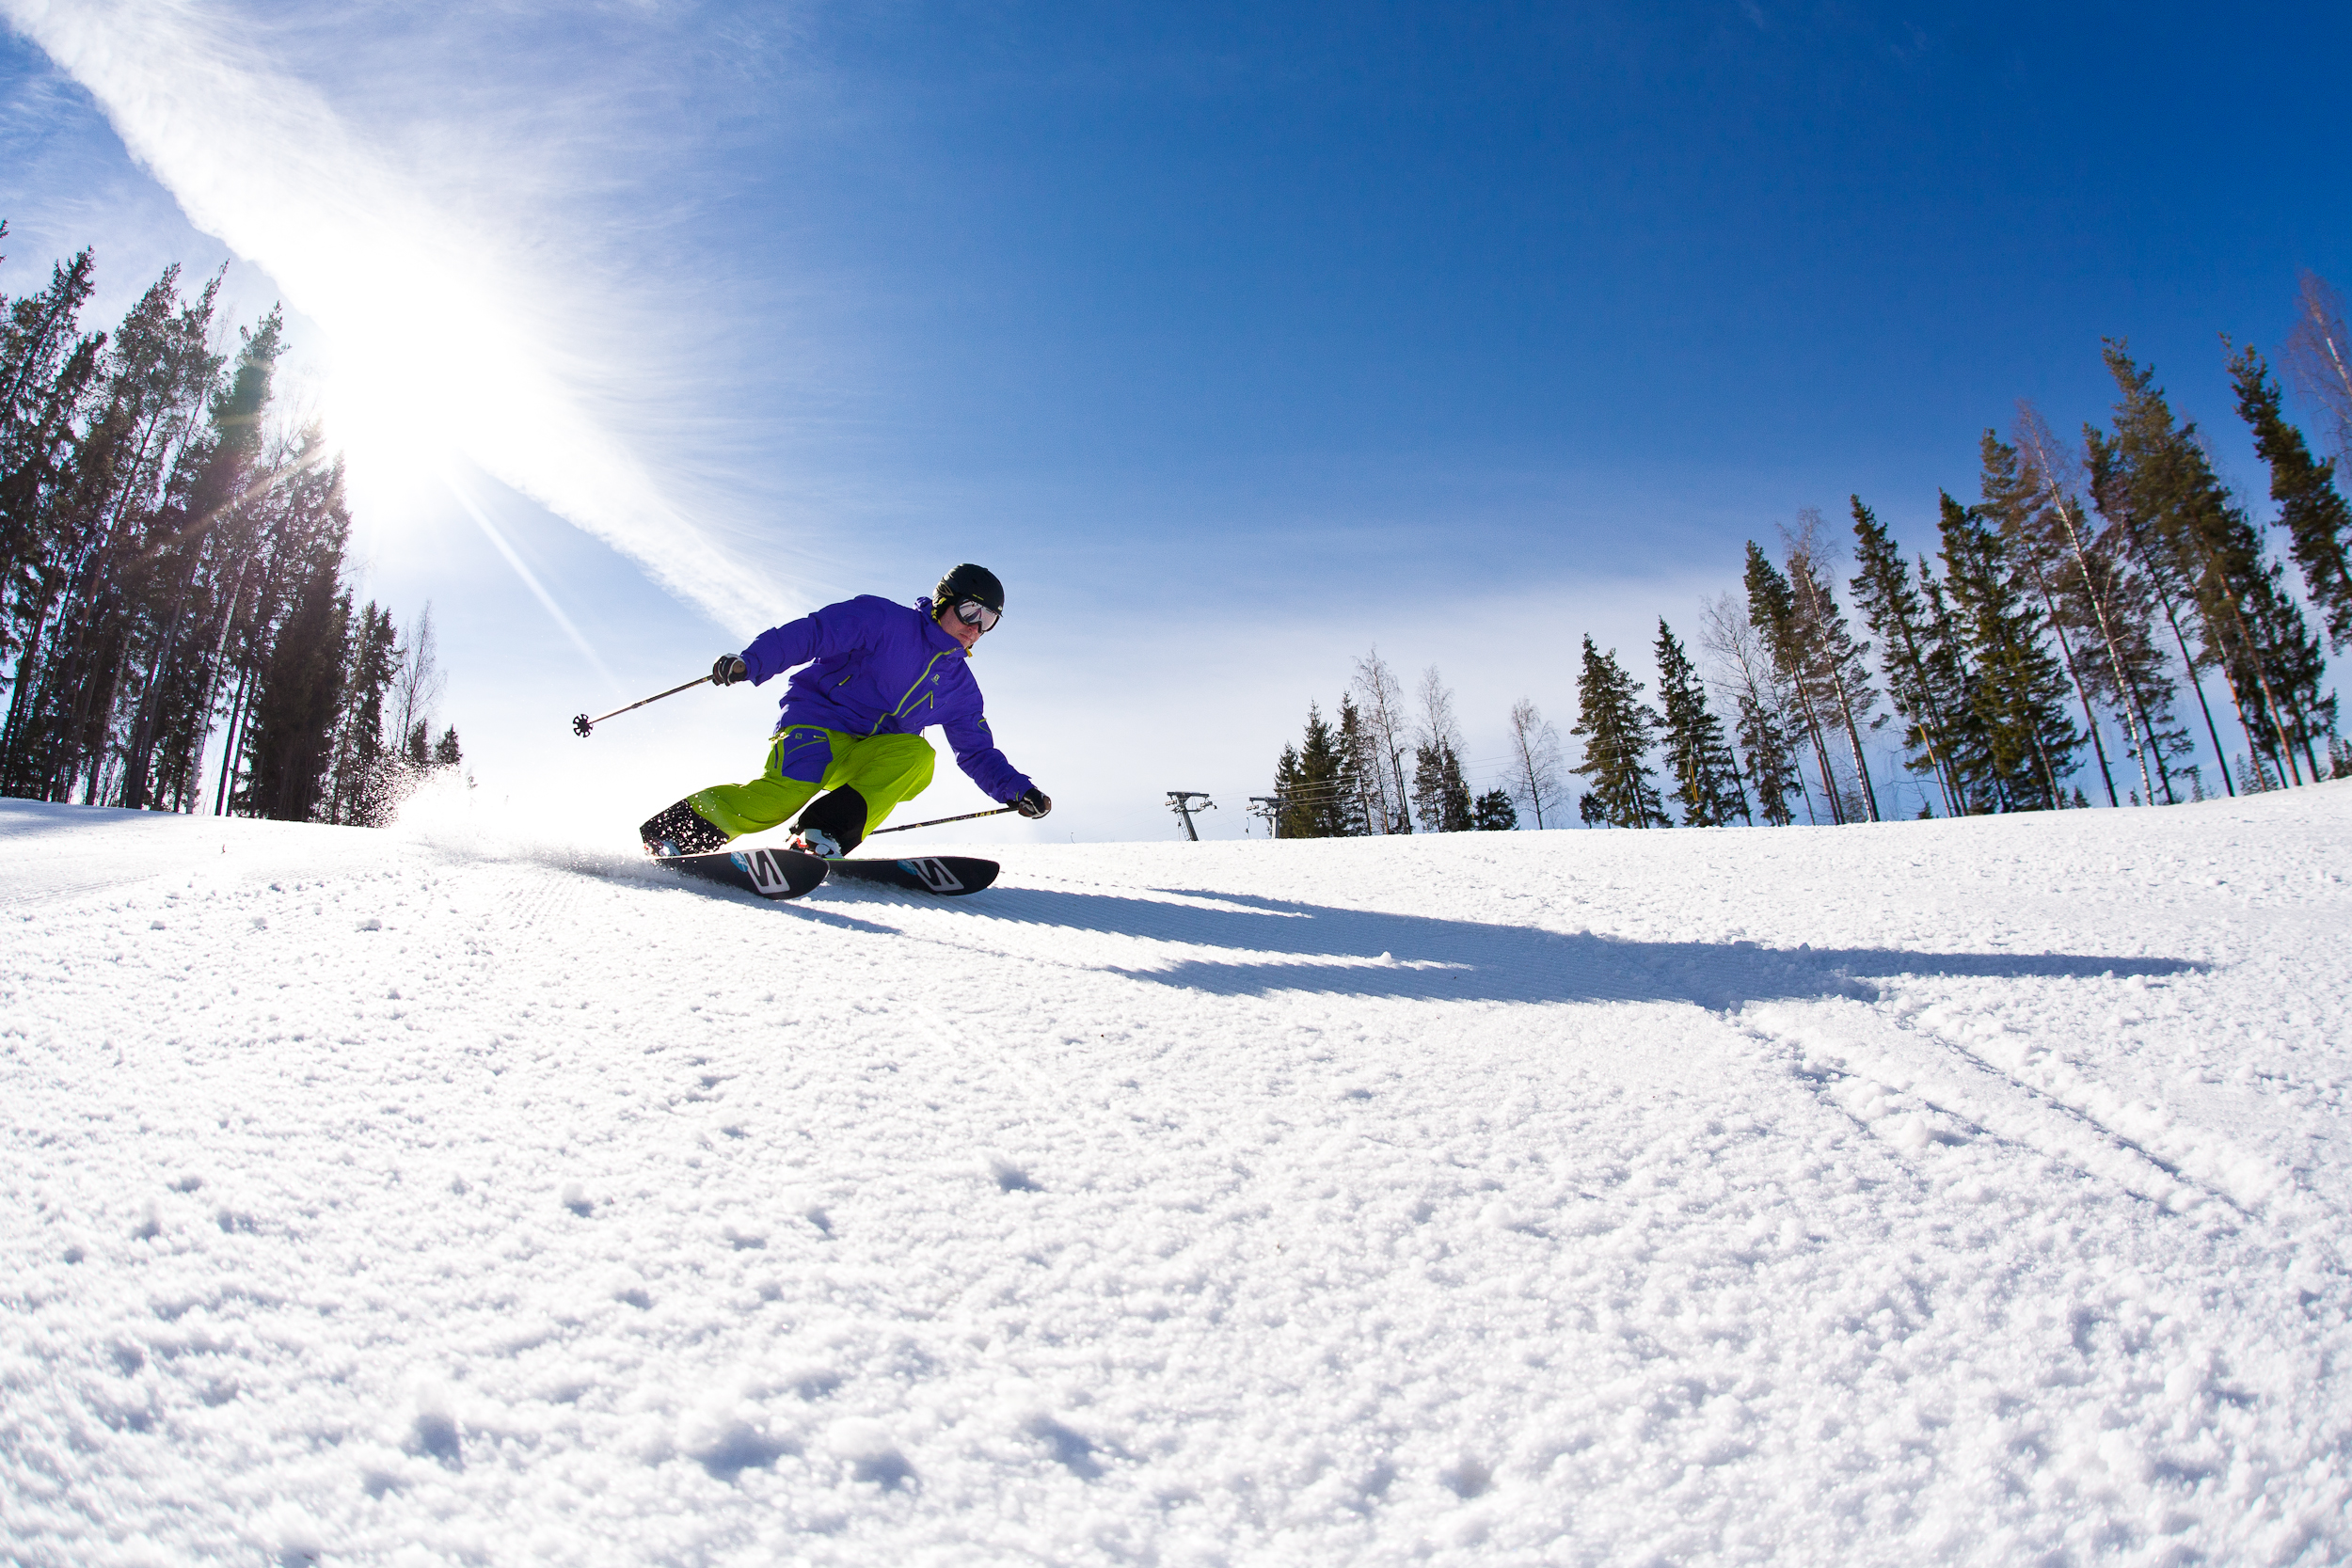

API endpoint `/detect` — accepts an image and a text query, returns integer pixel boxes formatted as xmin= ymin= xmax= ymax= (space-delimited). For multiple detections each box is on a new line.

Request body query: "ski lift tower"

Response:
xmin=1248 ymin=795 xmax=1283 ymax=838
xmin=1167 ymin=791 xmax=1216 ymax=842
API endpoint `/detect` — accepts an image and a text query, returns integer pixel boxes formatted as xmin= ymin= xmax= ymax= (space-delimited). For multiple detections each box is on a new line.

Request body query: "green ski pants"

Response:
xmin=688 ymin=727 xmax=937 ymax=842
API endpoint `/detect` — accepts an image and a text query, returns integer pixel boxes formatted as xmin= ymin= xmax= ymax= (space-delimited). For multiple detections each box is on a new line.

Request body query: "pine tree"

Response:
xmin=1331 ymin=695 xmax=1375 ymax=836
xmin=1 ymin=246 xmax=102 ymax=673
xmin=1653 ymin=618 xmax=1746 ymax=826
xmin=1744 ymin=542 xmax=1846 ymax=822
xmin=1914 ymin=554 xmax=1995 ymax=811
xmin=1271 ymin=702 xmax=1350 ymax=839
xmin=1472 ymin=788 xmax=1518 ymax=831
xmin=1409 ymin=667 xmax=1472 ymax=832
xmin=2231 ymin=342 xmax=2352 ymax=653
xmin=1 ymin=265 xmax=223 ymax=802
xmin=2011 ymin=404 xmax=2189 ymax=806
xmin=1412 ymin=737 xmax=1474 ymax=832
xmin=1979 ymin=430 xmax=2120 ymax=806
xmin=2096 ymin=342 xmax=2330 ymax=787
xmin=212 ymin=430 xmax=354 ymax=817
xmin=2087 ymin=420 xmax=2228 ymax=797
xmin=244 ymin=566 xmax=347 ymax=822
xmin=1782 ymin=513 xmax=1883 ymax=820
xmin=0 ymin=240 xmax=418 ymax=824
xmin=1697 ymin=593 xmax=1800 ymax=825
xmin=1937 ymin=492 xmax=2083 ymax=810
xmin=1849 ymin=497 xmax=1966 ymax=815
xmin=433 ymin=725 xmax=463 ymax=768
xmin=1271 ymin=740 xmax=1304 ymax=839
xmin=1733 ymin=692 xmax=1803 ymax=824
xmin=1569 ymin=635 xmax=1666 ymax=828
xmin=119 ymin=309 xmax=283 ymax=811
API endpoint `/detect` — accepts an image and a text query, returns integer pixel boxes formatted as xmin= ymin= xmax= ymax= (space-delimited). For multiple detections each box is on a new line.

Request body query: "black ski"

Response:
xmin=657 ymin=843 xmax=830 ymax=901
xmin=825 ymin=855 xmax=999 ymax=896
xmin=655 ymin=847 xmax=998 ymax=902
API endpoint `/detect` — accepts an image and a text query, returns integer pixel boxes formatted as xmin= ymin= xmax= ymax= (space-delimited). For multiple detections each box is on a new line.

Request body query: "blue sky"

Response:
xmin=3 ymin=1 xmax=2347 ymax=840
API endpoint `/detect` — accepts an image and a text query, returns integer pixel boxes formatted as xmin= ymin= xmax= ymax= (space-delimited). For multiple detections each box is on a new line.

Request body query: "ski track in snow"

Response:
xmin=2 ymin=786 xmax=2348 ymax=1566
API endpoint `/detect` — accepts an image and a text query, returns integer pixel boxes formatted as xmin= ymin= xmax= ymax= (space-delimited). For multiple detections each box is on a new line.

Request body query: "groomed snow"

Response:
xmin=4 ymin=784 xmax=2349 ymax=1566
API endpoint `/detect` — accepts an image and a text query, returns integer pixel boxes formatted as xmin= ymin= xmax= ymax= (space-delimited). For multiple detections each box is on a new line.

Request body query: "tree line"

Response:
xmin=0 ymin=227 xmax=460 ymax=825
xmin=1268 ymin=274 xmax=2352 ymax=833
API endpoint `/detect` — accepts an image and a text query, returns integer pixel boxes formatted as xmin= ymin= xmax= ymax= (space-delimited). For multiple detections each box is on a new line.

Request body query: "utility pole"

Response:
xmin=1248 ymin=795 xmax=1283 ymax=838
xmin=1167 ymin=791 xmax=1215 ymax=841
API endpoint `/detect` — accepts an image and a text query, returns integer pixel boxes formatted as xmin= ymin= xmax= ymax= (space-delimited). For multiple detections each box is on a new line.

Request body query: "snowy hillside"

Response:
xmin=4 ymin=786 xmax=2349 ymax=1567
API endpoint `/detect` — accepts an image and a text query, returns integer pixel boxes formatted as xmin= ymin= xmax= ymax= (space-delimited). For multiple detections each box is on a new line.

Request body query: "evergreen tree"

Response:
xmin=0 ymin=240 xmax=431 ymax=825
xmin=1744 ymin=542 xmax=1846 ymax=822
xmin=1698 ymin=593 xmax=1801 ymax=825
xmin=1914 ymin=553 xmax=1996 ymax=811
xmin=1270 ymin=702 xmax=1350 ymax=838
xmin=1849 ymin=497 xmax=1967 ymax=815
xmin=1409 ymin=666 xmax=1472 ymax=832
xmin=1472 ymin=788 xmax=1518 ymax=831
xmin=1937 ymin=492 xmax=2083 ymax=810
xmin=2010 ymin=404 xmax=2190 ymax=806
xmin=211 ymin=430 xmax=354 ymax=817
xmin=1653 ymin=618 xmax=1746 ymax=826
xmin=326 ymin=600 xmax=401 ymax=826
xmin=2087 ymin=419 xmax=2234 ymax=795
xmin=2096 ymin=342 xmax=2331 ymax=787
xmin=1782 ymin=513 xmax=1883 ymax=820
xmin=2231 ymin=343 xmax=2352 ymax=653
xmin=243 ymin=564 xmax=347 ymax=822
xmin=1733 ymin=690 xmax=1803 ymax=825
xmin=1979 ymin=431 xmax=2120 ymax=806
xmin=1271 ymin=740 xmax=1304 ymax=839
xmin=1 ymin=265 xmax=223 ymax=802
xmin=1569 ymin=635 xmax=1666 ymax=828
xmin=1 ymin=246 xmax=102 ymax=673
xmin=119 ymin=309 xmax=283 ymax=810
xmin=1412 ymin=737 xmax=1474 ymax=832
xmin=1441 ymin=745 xmax=1471 ymax=831
xmin=1331 ymin=695 xmax=1375 ymax=836
xmin=433 ymin=725 xmax=463 ymax=768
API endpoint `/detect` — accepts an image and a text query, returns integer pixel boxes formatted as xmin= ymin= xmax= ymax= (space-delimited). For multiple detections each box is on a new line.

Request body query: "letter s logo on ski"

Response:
xmin=739 ymin=849 xmax=793 ymax=896
xmin=903 ymin=857 xmax=963 ymax=893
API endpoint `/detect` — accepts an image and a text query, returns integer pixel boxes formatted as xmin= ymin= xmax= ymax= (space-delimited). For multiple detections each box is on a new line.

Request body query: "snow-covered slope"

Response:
xmin=4 ymin=786 xmax=2349 ymax=1567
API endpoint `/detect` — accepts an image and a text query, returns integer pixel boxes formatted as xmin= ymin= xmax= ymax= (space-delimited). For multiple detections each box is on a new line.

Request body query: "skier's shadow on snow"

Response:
xmin=819 ymin=883 xmax=2201 ymax=1006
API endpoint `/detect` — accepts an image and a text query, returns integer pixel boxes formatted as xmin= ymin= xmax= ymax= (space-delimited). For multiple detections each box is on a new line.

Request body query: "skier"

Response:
xmin=638 ymin=563 xmax=1051 ymax=860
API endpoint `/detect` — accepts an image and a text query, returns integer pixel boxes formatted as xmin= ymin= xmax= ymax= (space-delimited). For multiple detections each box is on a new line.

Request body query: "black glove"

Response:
xmin=1013 ymin=786 xmax=1052 ymax=819
xmin=711 ymin=654 xmax=748 ymax=687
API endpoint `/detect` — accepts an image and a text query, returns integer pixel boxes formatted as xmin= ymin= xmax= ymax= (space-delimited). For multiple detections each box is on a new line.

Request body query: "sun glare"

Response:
xmin=319 ymin=347 xmax=460 ymax=527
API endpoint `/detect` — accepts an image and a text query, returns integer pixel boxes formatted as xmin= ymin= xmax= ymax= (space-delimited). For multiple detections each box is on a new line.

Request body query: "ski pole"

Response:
xmin=867 ymin=805 xmax=1019 ymax=836
xmin=572 ymin=674 xmax=711 ymax=737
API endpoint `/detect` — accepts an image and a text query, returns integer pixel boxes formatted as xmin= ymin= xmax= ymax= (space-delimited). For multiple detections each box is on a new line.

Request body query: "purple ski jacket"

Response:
xmin=739 ymin=594 xmax=1034 ymax=803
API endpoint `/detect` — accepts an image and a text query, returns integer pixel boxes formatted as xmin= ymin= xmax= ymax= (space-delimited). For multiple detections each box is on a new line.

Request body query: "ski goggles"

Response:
xmin=950 ymin=599 xmax=1000 ymax=632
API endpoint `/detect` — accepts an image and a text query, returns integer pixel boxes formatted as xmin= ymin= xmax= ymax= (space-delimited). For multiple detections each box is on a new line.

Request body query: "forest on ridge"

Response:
xmin=0 ymin=227 xmax=457 ymax=827
xmin=1269 ymin=277 xmax=2352 ymax=837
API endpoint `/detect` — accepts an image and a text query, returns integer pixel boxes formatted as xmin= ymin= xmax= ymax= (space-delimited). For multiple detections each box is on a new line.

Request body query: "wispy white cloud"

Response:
xmin=2 ymin=0 xmax=800 ymax=633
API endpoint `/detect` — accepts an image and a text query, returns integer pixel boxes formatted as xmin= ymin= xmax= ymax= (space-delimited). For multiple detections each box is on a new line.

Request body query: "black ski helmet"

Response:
xmin=933 ymin=562 xmax=1005 ymax=616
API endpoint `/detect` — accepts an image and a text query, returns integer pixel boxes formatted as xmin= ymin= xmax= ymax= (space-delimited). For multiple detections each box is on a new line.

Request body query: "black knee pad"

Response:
xmin=793 ymin=787 xmax=868 ymax=853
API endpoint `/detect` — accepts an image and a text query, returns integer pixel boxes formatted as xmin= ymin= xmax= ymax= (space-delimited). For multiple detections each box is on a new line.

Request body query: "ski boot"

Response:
xmin=640 ymin=800 xmax=728 ymax=858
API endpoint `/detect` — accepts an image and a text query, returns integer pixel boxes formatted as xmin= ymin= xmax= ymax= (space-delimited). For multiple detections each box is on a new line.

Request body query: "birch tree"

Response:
xmin=1348 ymin=646 xmax=1414 ymax=832
xmin=1504 ymin=697 xmax=1566 ymax=829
